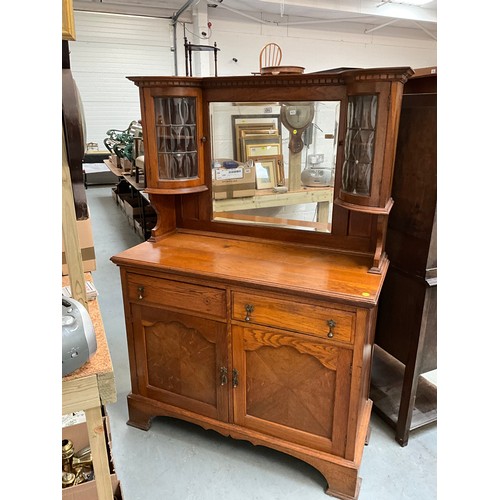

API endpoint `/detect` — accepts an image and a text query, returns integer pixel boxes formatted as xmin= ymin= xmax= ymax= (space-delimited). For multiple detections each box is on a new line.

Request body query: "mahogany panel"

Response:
xmin=384 ymin=93 xmax=437 ymax=276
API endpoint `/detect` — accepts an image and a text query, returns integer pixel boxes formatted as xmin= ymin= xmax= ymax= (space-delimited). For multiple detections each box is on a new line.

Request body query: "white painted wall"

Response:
xmin=70 ymin=12 xmax=174 ymax=150
xmin=201 ymin=9 xmax=437 ymax=76
xmin=69 ymin=9 xmax=436 ymax=150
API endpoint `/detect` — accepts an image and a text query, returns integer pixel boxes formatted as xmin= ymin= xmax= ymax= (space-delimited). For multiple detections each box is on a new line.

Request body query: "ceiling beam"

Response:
xmin=73 ymin=0 xmax=179 ymax=19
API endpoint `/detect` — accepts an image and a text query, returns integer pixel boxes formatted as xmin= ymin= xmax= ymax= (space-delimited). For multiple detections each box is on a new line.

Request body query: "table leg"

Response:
xmin=317 ymin=201 xmax=330 ymax=224
xmin=85 ymin=406 xmax=114 ymax=499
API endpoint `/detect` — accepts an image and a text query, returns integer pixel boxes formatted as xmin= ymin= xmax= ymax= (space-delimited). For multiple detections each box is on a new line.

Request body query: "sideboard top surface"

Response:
xmin=111 ymin=231 xmax=386 ymax=306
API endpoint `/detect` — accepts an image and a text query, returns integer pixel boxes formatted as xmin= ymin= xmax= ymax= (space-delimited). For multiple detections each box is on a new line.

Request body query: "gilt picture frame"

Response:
xmin=62 ymin=0 xmax=76 ymax=41
xmin=250 ymin=156 xmax=278 ymax=189
xmin=245 ymin=142 xmax=281 ymax=162
xmin=232 ymin=114 xmax=282 ymax=161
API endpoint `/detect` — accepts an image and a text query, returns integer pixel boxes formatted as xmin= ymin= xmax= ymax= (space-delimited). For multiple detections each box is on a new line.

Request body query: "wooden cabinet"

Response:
xmin=113 ymin=234 xmax=381 ymax=500
xmin=112 ymin=68 xmax=412 ymax=499
xmin=231 ymin=289 xmax=357 ymax=456
xmin=129 ymin=79 xmax=208 ymax=194
xmin=125 ymin=273 xmax=228 ymax=421
xmin=370 ymin=68 xmax=437 ymax=447
xmin=336 ymin=82 xmax=401 ymax=214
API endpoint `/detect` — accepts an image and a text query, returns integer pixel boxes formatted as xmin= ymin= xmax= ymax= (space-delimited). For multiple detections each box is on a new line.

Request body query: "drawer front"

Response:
xmin=127 ymin=273 xmax=226 ymax=318
xmin=232 ymin=292 xmax=354 ymax=344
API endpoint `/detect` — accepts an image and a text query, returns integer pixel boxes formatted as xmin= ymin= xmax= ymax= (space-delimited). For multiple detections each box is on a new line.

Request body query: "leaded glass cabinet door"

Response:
xmin=342 ymin=95 xmax=378 ymax=197
xmin=336 ymin=80 xmax=405 ymax=214
xmin=135 ymin=83 xmax=207 ymax=194
xmin=155 ymin=96 xmax=198 ymax=181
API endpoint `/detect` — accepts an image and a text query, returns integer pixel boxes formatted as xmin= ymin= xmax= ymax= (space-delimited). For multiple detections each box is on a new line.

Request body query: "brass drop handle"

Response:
xmin=137 ymin=286 xmax=145 ymax=300
xmin=232 ymin=368 xmax=239 ymax=388
xmin=244 ymin=304 xmax=254 ymax=322
xmin=220 ymin=367 xmax=228 ymax=386
xmin=327 ymin=319 xmax=336 ymax=338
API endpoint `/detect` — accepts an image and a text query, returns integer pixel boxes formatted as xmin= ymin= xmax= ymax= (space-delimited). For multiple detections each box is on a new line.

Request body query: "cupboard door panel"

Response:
xmin=232 ymin=325 xmax=352 ymax=456
xmin=131 ymin=304 xmax=228 ymax=421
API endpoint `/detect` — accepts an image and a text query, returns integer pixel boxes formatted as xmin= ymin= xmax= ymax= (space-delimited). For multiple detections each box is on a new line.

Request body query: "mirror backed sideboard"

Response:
xmin=112 ymin=67 xmax=414 ymax=500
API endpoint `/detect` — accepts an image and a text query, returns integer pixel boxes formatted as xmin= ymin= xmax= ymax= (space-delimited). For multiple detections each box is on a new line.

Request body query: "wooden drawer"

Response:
xmin=232 ymin=291 xmax=355 ymax=344
xmin=127 ymin=273 xmax=226 ymax=318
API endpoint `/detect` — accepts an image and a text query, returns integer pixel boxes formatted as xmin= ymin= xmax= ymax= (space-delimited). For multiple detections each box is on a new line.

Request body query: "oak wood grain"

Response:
xmin=111 ymin=231 xmax=385 ymax=306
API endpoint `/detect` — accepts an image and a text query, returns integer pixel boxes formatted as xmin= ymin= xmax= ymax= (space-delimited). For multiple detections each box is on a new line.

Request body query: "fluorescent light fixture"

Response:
xmin=381 ymin=0 xmax=433 ymax=5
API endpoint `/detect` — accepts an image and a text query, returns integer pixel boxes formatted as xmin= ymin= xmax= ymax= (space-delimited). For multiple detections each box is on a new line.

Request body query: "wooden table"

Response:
xmin=62 ymin=274 xmax=117 ymax=499
xmin=213 ymin=186 xmax=333 ymax=230
xmin=104 ymin=158 xmax=146 ymax=193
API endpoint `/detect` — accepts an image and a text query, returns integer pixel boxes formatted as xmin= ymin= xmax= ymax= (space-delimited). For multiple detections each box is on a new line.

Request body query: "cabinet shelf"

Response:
xmin=334 ymin=196 xmax=394 ymax=215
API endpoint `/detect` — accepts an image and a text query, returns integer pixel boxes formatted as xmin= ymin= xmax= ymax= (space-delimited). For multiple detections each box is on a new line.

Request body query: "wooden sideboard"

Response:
xmin=112 ymin=232 xmax=384 ymax=500
xmin=112 ymin=68 xmax=412 ymax=499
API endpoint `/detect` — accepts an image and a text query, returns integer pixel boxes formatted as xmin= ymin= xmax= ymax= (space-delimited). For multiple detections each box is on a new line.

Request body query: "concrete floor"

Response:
xmin=85 ymin=185 xmax=437 ymax=500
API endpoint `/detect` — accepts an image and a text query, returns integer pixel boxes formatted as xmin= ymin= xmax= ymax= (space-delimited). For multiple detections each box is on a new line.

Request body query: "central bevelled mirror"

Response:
xmin=210 ymin=101 xmax=340 ymax=232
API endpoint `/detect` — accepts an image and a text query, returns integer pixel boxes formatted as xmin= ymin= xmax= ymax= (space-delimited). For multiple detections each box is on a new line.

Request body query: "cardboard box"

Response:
xmin=121 ymin=194 xmax=141 ymax=218
xmin=109 ymin=154 xmax=119 ymax=167
xmin=212 ymin=165 xmax=256 ymax=199
xmin=134 ymin=215 xmax=157 ymax=236
xmin=112 ymin=183 xmax=131 ymax=205
xmin=62 ymin=417 xmax=122 ymax=499
xmin=62 ymin=214 xmax=96 ymax=275
xmin=62 ymin=474 xmax=121 ymax=500
xmin=120 ymin=157 xmax=132 ymax=172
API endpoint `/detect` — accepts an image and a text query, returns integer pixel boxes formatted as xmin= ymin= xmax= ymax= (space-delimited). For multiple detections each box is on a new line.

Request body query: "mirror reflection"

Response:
xmin=210 ymin=101 xmax=340 ymax=232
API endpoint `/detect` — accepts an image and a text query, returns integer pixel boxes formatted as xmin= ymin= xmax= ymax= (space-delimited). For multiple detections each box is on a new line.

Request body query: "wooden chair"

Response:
xmin=252 ymin=42 xmax=282 ymax=75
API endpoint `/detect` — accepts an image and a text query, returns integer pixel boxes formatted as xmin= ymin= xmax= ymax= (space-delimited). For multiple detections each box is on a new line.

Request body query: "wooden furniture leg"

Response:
xmin=395 ymin=287 xmax=434 ymax=446
xmin=127 ymin=395 xmax=154 ymax=430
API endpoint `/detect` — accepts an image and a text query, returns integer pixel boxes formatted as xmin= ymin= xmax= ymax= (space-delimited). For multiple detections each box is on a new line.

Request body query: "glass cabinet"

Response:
xmin=341 ymin=94 xmax=378 ymax=197
xmin=128 ymin=79 xmax=207 ymax=194
xmin=155 ymin=96 xmax=199 ymax=181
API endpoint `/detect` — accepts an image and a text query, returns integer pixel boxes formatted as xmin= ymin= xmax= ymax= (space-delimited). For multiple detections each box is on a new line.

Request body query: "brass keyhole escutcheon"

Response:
xmin=220 ymin=367 xmax=228 ymax=386
xmin=244 ymin=304 xmax=254 ymax=321
xmin=137 ymin=286 xmax=144 ymax=300
xmin=327 ymin=319 xmax=336 ymax=338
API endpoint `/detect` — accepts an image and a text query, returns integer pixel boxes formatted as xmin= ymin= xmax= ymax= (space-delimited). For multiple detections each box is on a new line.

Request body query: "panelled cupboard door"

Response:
xmin=131 ymin=304 xmax=229 ymax=421
xmin=232 ymin=325 xmax=352 ymax=456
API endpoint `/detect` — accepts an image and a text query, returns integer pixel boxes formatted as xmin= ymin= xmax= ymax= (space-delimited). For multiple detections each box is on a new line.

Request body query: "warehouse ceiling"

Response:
xmin=73 ymin=0 xmax=437 ymax=40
